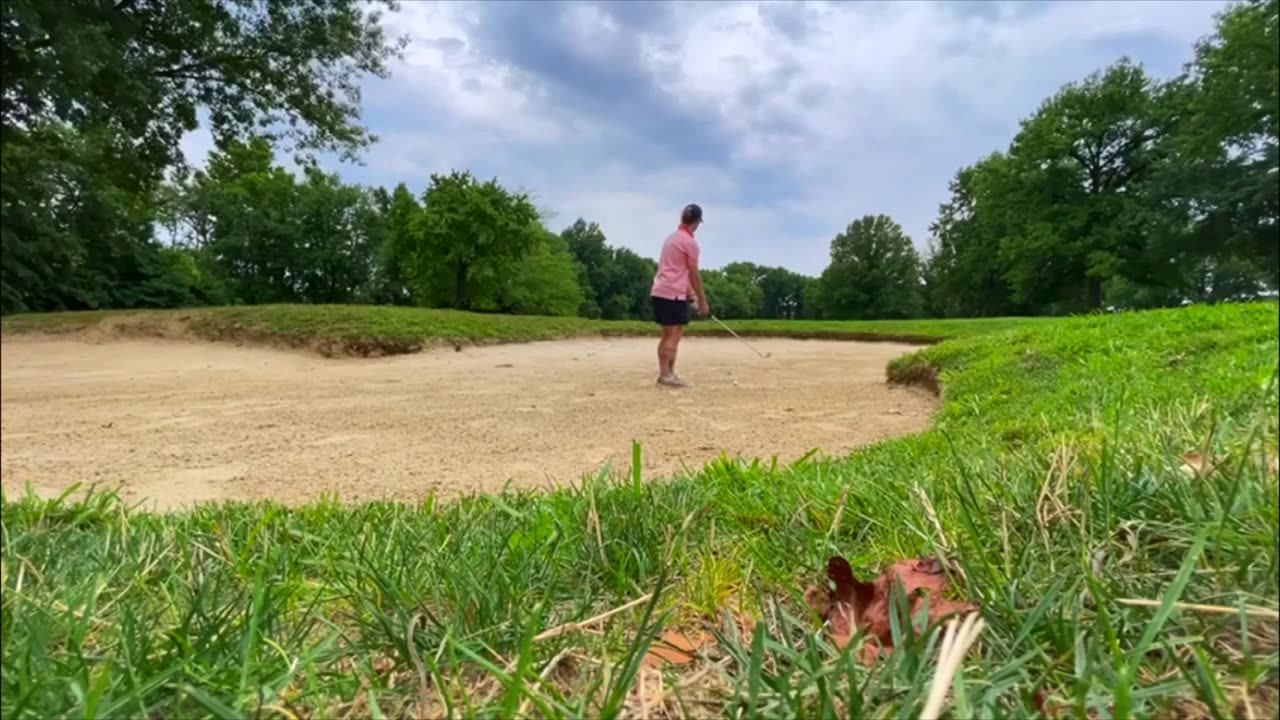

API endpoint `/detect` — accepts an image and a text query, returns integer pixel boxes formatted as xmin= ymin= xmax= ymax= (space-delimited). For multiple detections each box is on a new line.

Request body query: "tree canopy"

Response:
xmin=815 ymin=215 xmax=923 ymax=320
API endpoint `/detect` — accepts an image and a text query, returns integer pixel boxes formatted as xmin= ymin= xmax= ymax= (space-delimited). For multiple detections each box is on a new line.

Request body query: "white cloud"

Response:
xmin=650 ymin=0 xmax=1223 ymax=246
xmin=180 ymin=0 xmax=1228 ymax=276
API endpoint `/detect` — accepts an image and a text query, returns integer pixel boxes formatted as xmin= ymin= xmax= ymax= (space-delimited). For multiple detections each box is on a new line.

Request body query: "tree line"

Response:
xmin=2 ymin=0 xmax=1275 ymax=320
xmin=150 ymin=138 xmax=820 ymax=320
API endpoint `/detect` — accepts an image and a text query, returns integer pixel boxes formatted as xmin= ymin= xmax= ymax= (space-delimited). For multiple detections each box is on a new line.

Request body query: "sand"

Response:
xmin=0 ymin=336 xmax=936 ymax=510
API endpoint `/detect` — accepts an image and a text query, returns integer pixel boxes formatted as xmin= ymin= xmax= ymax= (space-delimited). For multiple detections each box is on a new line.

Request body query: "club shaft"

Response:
xmin=711 ymin=316 xmax=766 ymax=358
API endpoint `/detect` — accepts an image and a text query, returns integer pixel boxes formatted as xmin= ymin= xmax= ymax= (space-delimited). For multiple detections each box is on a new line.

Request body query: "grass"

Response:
xmin=0 ymin=304 xmax=1044 ymax=356
xmin=2 ymin=302 xmax=1278 ymax=718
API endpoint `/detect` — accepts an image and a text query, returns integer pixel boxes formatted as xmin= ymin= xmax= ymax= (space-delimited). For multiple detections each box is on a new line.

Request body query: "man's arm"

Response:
xmin=687 ymin=249 xmax=710 ymax=318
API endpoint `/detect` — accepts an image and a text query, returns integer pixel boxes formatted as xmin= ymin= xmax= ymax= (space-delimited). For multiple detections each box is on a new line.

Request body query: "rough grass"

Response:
xmin=2 ymin=302 xmax=1278 ymax=718
xmin=0 ymin=304 xmax=1043 ymax=357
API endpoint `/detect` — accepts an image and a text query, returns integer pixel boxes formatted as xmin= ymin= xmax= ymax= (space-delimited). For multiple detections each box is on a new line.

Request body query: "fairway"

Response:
xmin=0 ymin=336 xmax=934 ymax=509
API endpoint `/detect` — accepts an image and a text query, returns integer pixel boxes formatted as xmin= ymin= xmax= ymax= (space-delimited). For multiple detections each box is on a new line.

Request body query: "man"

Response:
xmin=650 ymin=203 xmax=710 ymax=387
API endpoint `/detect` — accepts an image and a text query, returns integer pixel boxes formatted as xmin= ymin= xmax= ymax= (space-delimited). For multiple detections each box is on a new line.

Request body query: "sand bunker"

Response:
xmin=1 ymin=336 xmax=936 ymax=510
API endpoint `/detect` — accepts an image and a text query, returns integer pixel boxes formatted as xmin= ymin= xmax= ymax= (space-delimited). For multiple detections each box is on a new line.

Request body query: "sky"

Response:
xmin=182 ymin=0 xmax=1229 ymax=276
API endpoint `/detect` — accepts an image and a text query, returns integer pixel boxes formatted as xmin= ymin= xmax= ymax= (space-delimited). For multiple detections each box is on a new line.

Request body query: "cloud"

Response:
xmin=182 ymin=0 xmax=1228 ymax=275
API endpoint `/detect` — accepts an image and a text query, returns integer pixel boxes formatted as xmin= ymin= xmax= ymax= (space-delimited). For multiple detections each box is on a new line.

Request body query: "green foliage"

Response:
xmin=0 ymin=123 xmax=182 ymax=313
xmin=561 ymin=219 xmax=657 ymax=320
xmin=376 ymin=183 xmax=421 ymax=306
xmin=408 ymin=171 xmax=543 ymax=310
xmin=497 ymin=231 xmax=586 ymax=317
xmin=161 ymin=138 xmax=388 ymax=306
xmin=0 ymin=0 xmax=402 ymax=165
xmin=1003 ymin=59 xmax=1167 ymax=310
xmin=925 ymin=153 xmax=1031 ymax=318
xmin=0 ymin=0 xmax=403 ymax=314
xmin=1149 ymin=0 xmax=1279 ymax=289
xmin=3 ymin=304 xmax=1275 ymax=716
xmin=816 ymin=214 xmax=924 ymax=319
xmin=756 ymin=265 xmax=816 ymax=319
xmin=702 ymin=268 xmax=762 ymax=319
xmin=925 ymin=3 xmax=1278 ymax=315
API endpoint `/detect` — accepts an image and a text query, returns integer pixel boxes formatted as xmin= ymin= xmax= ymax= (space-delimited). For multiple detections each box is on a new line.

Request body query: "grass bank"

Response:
xmin=2 ymin=303 xmax=1277 ymax=718
xmin=0 ymin=304 xmax=1042 ymax=356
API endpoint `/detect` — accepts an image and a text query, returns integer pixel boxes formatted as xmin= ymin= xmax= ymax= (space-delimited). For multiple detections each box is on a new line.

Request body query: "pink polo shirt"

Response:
xmin=651 ymin=225 xmax=700 ymax=300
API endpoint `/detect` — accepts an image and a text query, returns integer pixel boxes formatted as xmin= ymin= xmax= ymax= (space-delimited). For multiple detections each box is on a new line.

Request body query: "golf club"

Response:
xmin=710 ymin=315 xmax=772 ymax=359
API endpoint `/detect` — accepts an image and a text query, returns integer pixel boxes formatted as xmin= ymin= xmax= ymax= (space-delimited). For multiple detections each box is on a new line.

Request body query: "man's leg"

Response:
xmin=667 ymin=324 xmax=684 ymax=375
xmin=658 ymin=326 xmax=679 ymax=377
xmin=657 ymin=326 xmax=689 ymax=386
xmin=657 ymin=327 xmax=670 ymax=377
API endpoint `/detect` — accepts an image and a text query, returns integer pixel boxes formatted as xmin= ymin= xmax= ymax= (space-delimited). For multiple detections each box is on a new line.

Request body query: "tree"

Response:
xmin=757 ymin=267 xmax=813 ymax=319
xmin=815 ymin=215 xmax=923 ymax=319
xmin=377 ymin=183 xmax=421 ymax=305
xmin=190 ymin=138 xmax=304 ymax=304
xmin=498 ymin=231 xmax=586 ymax=316
xmin=1 ymin=0 xmax=403 ymax=313
xmin=925 ymin=153 xmax=1028 ymax=317
xmin=292 ymin=168 xmax=383 ymax=304
xmin=409 ymin=171 xmax=543 ymax=310
xmin=1002 ymin=59 xmax=1168 ymax=310
xmin=0 ymin=122 xmax=184 ymax=312
xmin=702 ymin=269 xmax=762 ymax=319
xmin=599 ymin=248 xmax=657 ymax=320
xmin=562 ymin=219 xmax=610 ymax=318
xmin=1 ymin=0 xmax=403 ymax=169
xmin=561 ymin=219 xmax=657 ymax=320
xmin=161 ymin=137 xmax=389 ymax=306
xmin=714 ymin=261 xmax=816 ymax=319
xmin=1148 ymin=0 xmax=1279 ymax=294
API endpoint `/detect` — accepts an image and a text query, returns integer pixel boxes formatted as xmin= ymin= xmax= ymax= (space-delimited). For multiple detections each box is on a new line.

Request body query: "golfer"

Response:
xmin=651 ymin=203 xmax=710 ymax=387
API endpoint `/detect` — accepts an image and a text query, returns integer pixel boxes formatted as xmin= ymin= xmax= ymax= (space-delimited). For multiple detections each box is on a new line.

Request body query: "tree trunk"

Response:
xmin=1086 ymin=276 xmax=1103 ymax=310
xmin=454 ymin=262 xmax=469 ymax=309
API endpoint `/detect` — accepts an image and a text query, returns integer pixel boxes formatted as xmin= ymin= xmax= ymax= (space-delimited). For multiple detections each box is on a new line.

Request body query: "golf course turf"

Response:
xmin=0 ymin=305 xmax=1045 ymax=356
xmin=1 ymin=302 xmax=1277 ymax=718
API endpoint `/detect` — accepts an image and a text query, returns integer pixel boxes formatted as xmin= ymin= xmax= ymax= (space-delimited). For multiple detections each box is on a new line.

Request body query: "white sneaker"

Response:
xmin=658 ymin=373 xmax=691 ymax=388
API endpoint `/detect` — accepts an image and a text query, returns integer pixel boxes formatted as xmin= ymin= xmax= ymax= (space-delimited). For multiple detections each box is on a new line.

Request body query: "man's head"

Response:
xmin=680 ymin=203 xmax=703 ymax=229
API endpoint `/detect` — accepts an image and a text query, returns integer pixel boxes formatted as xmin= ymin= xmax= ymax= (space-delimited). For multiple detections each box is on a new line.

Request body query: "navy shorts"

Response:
xmin=651 ymin=296 xmax=691 ymax=326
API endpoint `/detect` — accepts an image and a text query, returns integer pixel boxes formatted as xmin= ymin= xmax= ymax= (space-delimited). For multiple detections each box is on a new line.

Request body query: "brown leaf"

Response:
xmin=1181 ymin=452 xmax=1209 ymax=475
xmin=804 ymin=585 xmax=831 ymax=618
xmin=643 ymin=630 xmax=709 ymax=667
xmin=828 ymin=556 xmax=878 ymax=616
xmin=830 ymin=598 xmax=856 ymax=649
xmin=886 ymin=557 xmax=950 ymax=595
xmin=811 ymin=555 xmax=978 ymax=665
xmin=1033 ymin=687 xmax=1063 ymax=718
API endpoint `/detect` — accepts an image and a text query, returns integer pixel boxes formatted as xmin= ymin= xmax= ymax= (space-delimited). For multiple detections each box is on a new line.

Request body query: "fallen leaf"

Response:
xmin=803 ymin=585 xmax=831 ymax=618
xmin=643 ymin=629 xmax=709 ymax=667
xmin=886 ymin=556 xmax=950 ymax=595
xmin=1032 ymin=686 xmax=1063 ymax=718
xmin=1181 ymin=451 xmax=1209 ymax=475
xmin=805 ymin=554 xmax=977 ymax=664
